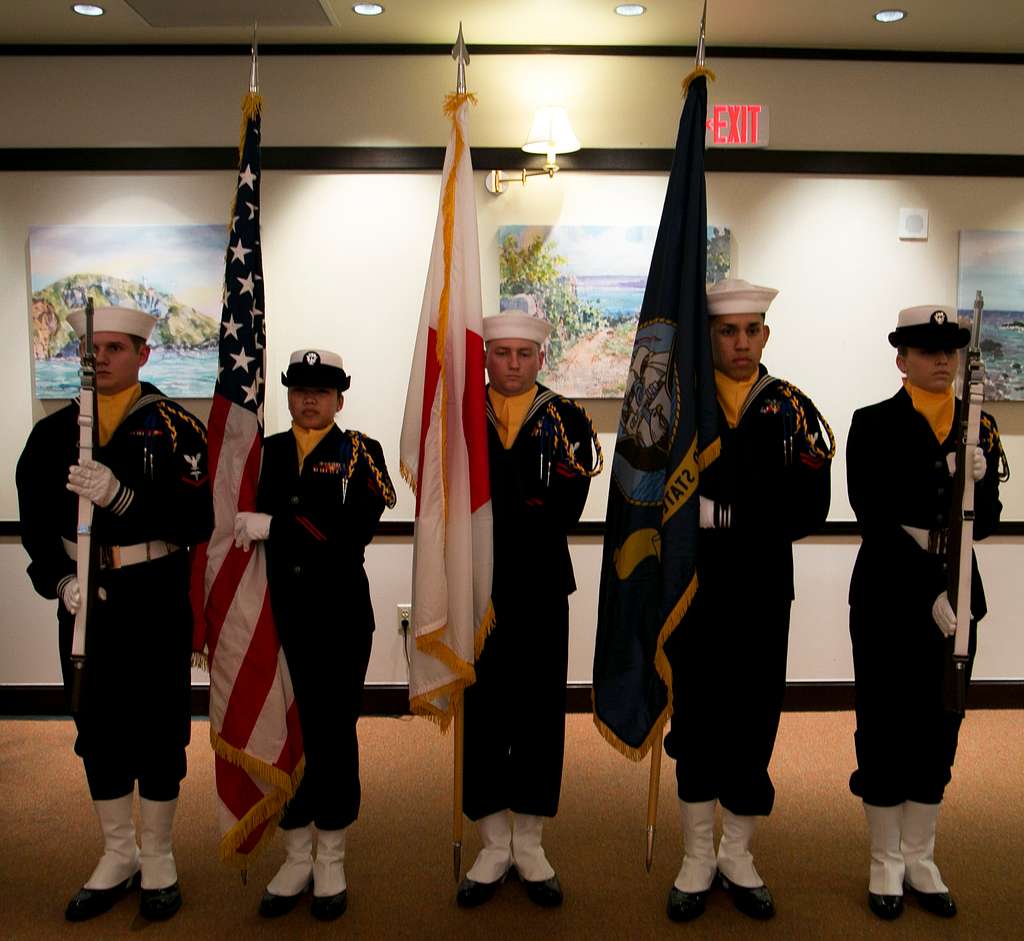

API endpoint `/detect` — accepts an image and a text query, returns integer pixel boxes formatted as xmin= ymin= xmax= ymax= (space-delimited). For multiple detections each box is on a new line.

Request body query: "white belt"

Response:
xmin=63 ymin=537 xmax=180 ymax=569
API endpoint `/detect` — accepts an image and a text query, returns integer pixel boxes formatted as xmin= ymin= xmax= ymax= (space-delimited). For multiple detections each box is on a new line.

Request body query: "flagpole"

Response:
xmin=643 ymin=0 xmax=709 ymax=875
xmin=449 ymin=22 xmax=470 ymax=884
xmin=453 ymin=690 xmax=465 ymax=881
xmin=645 ymin=737 xmax=662 ymax=872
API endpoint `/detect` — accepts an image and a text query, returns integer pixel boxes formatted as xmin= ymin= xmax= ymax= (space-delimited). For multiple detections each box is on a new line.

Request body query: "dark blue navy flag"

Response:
xmin=593 ymin=73 xmax=720 ymax=759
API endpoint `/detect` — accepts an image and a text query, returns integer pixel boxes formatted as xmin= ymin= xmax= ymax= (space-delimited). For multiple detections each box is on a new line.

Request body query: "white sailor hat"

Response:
xmin=281 ymin=348 xmax=350 ymax=391
xmin=888 ymin=305 xmax=970 ymax=350
xmin=706 ymin=278 xmax=779 ymax=317
xmin=67 ymin=306 xmax=156 ymax=342
xmin=482 ymin=312 xmax=552 ymax=346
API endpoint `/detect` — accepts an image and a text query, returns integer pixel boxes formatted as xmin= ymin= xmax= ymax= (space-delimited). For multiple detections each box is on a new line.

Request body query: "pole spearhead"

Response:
xmin=249 ymin=21 xmax=259 ymax=94
xmin=452 ymin=22 xmax=469 ymax=94
xmin=696 ymin=0 xmax=708 ymax=68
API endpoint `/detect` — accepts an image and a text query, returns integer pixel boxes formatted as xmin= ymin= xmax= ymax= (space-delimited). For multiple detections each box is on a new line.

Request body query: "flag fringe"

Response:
xmin=473 ymin=601 xmax=496 ymax=660
xmin=209 ymin=726 xmax=303 ymax=800
xmin=400 ymin=460 xmax=417 ymax=494
xmin=217 ymin=786 xmax=289 ymax=867
xmin=442 ymin=91 xmax=477 ymax=118
xmin=190 ymin=649 xmax=209 ymax=672
xmin=681 ymin=66 xmax=716 ymax=97
xmin=590 ymin=572 xmax=699 ymax=762
xmin=239 ymin=92 xmax=263 ymax=160
xmin=410 ymin=676 xmax=472 ymax=732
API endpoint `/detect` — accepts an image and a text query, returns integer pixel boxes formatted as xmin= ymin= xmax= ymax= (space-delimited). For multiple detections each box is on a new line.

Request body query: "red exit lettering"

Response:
xmin=705 ymin=104 xmax=767 ymax=147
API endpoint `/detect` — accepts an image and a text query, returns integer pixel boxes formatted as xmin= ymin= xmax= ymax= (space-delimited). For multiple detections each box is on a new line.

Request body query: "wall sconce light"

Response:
xmin=485 ymin=106 xmax=581 ymax=195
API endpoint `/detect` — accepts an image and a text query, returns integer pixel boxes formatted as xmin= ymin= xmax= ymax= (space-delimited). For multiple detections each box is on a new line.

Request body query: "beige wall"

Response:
xmin=1 ymin=51 xmax=1021 ymax=689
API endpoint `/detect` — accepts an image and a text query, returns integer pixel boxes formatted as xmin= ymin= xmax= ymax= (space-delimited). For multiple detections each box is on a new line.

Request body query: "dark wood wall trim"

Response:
xmin=2 ymin=680 xmax=1020 ymax=718
xmin=3 ymin=147 xmax=1023 ymax=177
xmin=1 ymin=44 xmax=1022 ymax=65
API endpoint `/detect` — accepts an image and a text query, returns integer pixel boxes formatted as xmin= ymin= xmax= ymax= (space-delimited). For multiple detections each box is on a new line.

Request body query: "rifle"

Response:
xmin=70 ymin=298 xmax=99 ymax=713
xmin=943 ymin=290 xmax=984 ymax=717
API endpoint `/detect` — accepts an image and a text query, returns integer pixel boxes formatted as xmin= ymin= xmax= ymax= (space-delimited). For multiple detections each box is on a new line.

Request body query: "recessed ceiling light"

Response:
xmin=72 ymin=3 xmax=105 ymax=15
xmin=352 ymin=3 xmax=384 ymax=14
xmin=615 ymin=4 xmax=647 ymax=16
xmin=874 ymin=9 xmax=906 ymax=23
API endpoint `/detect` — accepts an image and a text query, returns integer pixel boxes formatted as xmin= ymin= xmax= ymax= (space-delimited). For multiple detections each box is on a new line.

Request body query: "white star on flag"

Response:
xmin=222 ymin=315 xmax=242 ymax=340
xmin=237 ymin=273 xmax=255 ymax=296
xmin=229 ymin=239 xmax=252 ymax=264
xmin=242 ymin=379 xmax=259 ymax=403
xmin=245 ymin=202 xmax=258 ymax=220
xmin=231 ymin=348 xmax=256 ymax=372
xmin=238 ymin=164 xmax=257 ymax=189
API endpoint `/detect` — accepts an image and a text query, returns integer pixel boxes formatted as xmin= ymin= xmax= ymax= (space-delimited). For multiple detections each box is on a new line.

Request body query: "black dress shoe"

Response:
xmin=719 ymin=873 xmax=775 ymax=919
xmin=65 ymin=872 xmax=140 ymax=922
xmin=259 ymin=879 xmax=312 ymax=918
xmin=310 ymin=890 xmax=347 ymax=921
xmin=666 ymin=886 xmax=711 ymax=922
xmin=456 ymin=877 xmax=501 ymax=908
xmin=905 ymin=882 xmax=957 ymax=918
xmin=524 ymin=874 xmax=563 ymax=907
xmin=139 ymin=881 xmax=182 ymax=921
xmin=868 ymin=892 xmax=904 ymax=920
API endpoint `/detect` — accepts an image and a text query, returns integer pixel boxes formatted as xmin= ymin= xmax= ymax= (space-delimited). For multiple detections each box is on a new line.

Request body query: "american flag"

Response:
xmin=191 ymin=92 xmax=303 ymax=865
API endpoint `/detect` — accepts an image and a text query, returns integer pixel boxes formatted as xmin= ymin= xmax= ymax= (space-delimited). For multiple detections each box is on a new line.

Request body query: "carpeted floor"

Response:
xmin=1 ymin=710 xmax=1021 ymax=939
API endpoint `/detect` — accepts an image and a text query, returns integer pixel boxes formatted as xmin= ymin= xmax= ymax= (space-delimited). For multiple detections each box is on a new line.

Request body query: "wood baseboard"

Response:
xmin=1 ymin=680 xmax=1020 ymax=717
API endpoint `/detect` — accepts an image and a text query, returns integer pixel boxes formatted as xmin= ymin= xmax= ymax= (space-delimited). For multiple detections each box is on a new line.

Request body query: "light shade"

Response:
xmin=874 ymin=9 xmax=906 ymax=23
xmin=72 ymin=4 xmax=105 ymax=15
xmin=521 ymin=107 xmax=581 ymax=157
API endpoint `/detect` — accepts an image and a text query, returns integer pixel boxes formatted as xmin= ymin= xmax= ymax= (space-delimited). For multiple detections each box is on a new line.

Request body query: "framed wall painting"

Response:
xmin=957 ymin=229 xmax=1024 ymax=402
xmin=29 ymin=224 xmax=223 ymax=399
xmin=497 ymin=224 xmax=731 ymax=398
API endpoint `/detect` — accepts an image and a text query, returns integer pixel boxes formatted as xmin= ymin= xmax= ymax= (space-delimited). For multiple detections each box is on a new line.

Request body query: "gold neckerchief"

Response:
xmin=292 ymin=422 xmax=334 ymax=473
xmin=488 ymin=385 xmax=538 ymax=449
xmin=97 ymin=383 xmax=142 ymax=447
xmin=714 ymin=369 xmax=758 ymax=429
xmin=904 ymin=378 xmax=954 ymax=443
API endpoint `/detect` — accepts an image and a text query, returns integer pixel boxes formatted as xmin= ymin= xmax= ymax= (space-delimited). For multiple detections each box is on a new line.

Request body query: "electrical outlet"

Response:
xmin=397 ymin=604 xmax=412 ymax=634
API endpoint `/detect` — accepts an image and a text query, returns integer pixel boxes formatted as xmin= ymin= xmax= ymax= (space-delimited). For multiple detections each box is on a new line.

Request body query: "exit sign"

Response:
xmin=706 ymin=104 xmax=770 ymax=148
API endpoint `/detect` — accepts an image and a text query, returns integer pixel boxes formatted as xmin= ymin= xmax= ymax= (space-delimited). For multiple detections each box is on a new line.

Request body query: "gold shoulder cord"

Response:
xmin=544 ymin=402 xmax=605 ymax=478
xmin=981 ymin=414 xmax=1011 ymax=482
xmin=156 ymin=401 xmax=208 ymax=450
xmin=352 ymin=433 xmax=398 ymax=508
xmin=778 ymin=384 xmax=836 ymax=460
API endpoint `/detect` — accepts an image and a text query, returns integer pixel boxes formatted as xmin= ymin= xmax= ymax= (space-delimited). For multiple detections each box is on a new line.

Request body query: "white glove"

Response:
xmin=233 ymin=512 xmax=272 ymax=551
xmin=971 ymin=446 xmax=986 ymax=481
xmin=946 ymin=448 xmax=987 ymax=482
xmin=698 ymin=496 xmax=715 ymax=529
xmin=59 ymin=576 xmax=81 ymax=615
xmin=931 ymin=591 xmax=957 ymax=637
xmin=67 ymin=459 xmax=120 ymax=508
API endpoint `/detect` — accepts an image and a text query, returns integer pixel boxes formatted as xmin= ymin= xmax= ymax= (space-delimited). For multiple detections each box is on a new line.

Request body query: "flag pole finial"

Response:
xmin=452 ymin=22 xmax=469 ymax=94
xmin=249 ymin=21 xmax=259 ymax=94
xmin=696 ymin=0 xmax=707 ymax=68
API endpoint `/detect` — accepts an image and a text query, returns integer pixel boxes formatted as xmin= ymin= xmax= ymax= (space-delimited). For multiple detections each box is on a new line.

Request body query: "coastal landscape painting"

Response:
xmin=498 ymin=224 xmax=731 ymax=398
xmin=29 ymin=224 xmax=223 ymax=399
xmin=958 ymin=229 xmax=1024 ymax=401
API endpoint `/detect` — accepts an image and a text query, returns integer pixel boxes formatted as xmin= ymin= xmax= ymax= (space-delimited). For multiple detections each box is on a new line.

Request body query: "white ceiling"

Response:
xmin=2 ymin=0 xmax=1023 ymax=53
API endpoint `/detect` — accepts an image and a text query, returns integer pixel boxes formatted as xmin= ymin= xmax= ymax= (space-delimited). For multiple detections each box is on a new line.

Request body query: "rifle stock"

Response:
xmin=943 ymin=290 xmax=984 ymax=716
xmin=70 ymin=298 xmax=99 ymax=713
